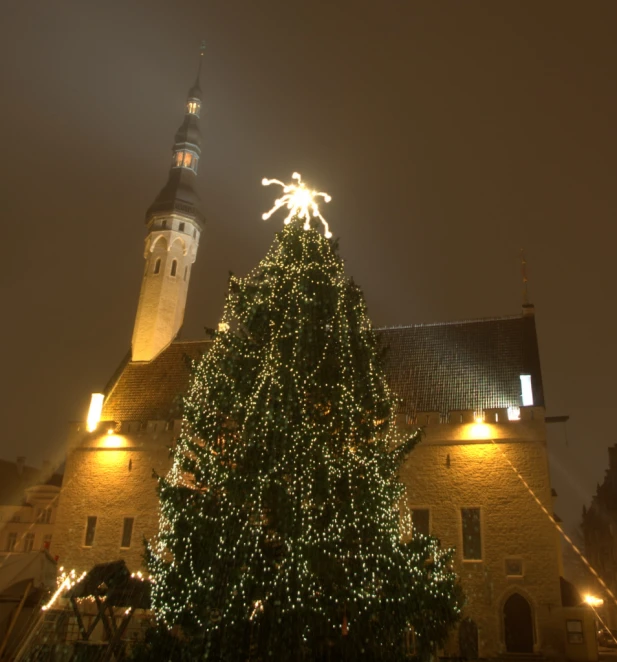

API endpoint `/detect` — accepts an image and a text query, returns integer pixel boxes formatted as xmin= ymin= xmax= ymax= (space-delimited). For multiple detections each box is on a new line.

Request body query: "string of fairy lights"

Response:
xmin=147 ymin=174 xmax=461 ymax=654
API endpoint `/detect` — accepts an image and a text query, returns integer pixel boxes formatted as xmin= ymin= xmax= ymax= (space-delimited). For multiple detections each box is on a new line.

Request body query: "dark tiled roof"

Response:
xmin=102 ymin=340 xmax=211 ymax=422
xmin=377 ymin=313 xmax=544 ymax=415
xmin=102 ymin=312 xmax=544 ymax=422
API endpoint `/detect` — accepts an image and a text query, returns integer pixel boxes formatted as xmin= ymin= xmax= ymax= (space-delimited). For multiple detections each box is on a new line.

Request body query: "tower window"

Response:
xmin=170 ymin=260 xmax=177 ymax=277
xmin=187 ymin=99 xmax=201 ymax=116
xmin=173 ymin=150 xmax=198 ymax=172
xmin=162 ymin=220 xmax=167 ymax=229
xmin=184 ymin=265 xmax=188 ymax=281
xmin=154 ymin=258 xmax=161 ymax=275
xmin=179 ymin=222 xmax=185 ymax=232
xmin=193 ymin=228 xmax=197 ymax=238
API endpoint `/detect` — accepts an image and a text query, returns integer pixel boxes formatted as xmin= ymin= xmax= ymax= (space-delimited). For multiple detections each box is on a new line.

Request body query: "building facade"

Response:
xmin=582 ymin=444 xmax=617 ymax=627
xmin=52 ymin=49 xmax=569 ymax=658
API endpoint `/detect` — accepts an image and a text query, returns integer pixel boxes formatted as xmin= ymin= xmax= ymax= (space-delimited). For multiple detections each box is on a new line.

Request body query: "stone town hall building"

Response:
xmin=51 ymin=52 xmax=570 ymax=658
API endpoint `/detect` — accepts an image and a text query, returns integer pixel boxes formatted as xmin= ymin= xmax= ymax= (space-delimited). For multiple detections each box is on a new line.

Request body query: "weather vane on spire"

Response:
xmin=262 ymin=172 xmax=333 ymax=238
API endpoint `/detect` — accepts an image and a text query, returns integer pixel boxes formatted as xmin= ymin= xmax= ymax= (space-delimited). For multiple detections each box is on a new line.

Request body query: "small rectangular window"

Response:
xmin=170 ymin=260 xmax=177 ymax=277
xmin=179 ymin=222 xmax=185 ymax=232
xmin=411 ymin=509 xmax=430 ymax=537
xmin=461 ymin=508 xmax=482 ymax=560
xmin=84 ymin=516 xmax=97 ymax=547
xmin=37 ymin=508 xmax=52 ymax=524
xmin=24 ymin=533 xmax=35 ymax=552
xmin=162 ymin=219 xmax=167 ymax=229
xmin=566 ymin=619 xmax=584 ymax=644
xmin=6 ymin=532 xmax=17 ymax=552
xmin=153 ymin=258 xmax=161 ymax=275
xmin=41 ymin=534 xmax=52 ymax=551
xmin=121 ymin=517 xmax=134 ymax=549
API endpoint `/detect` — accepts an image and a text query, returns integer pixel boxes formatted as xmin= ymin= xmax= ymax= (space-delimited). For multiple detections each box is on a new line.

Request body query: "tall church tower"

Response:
xmin=132 ymin=45 xmax=206 ymax=362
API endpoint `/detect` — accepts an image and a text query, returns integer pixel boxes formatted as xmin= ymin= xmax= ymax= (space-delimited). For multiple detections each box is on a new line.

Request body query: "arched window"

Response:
xmin=153 ymin=258 xmax=161 ymax=275
xmin=170 ymin=260 xmax=177 ymax=277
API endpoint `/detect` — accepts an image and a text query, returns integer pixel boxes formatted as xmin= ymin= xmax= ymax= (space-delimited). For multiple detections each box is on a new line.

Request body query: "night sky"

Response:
xmin=1 ymin=1 xmax=616 ymax=534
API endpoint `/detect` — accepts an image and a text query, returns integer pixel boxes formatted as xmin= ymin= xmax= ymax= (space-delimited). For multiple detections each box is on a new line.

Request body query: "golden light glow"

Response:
xmin=100 ymin=435 xmax=127 ymax=449
xmin=262 ymin=172 xmax=333 ymax=238
xmin=86 ymin=393 xmax=104 ymax=432
xmin=474 ymin=411 xmax=484 ymax=424
xmin=584 ymin=594 xmax=604 ymax=607
xmin=467 ymin=423 xmax=491 ymax=440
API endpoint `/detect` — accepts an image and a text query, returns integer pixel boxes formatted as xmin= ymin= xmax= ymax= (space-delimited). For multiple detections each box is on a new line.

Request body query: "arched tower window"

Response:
xmin=153 ymin=258 xmax=161 ymax=275
xmin=187 ymin=99 xmax=201 ymax=116
xmin=170 ymin=260 xmax=177 ymax=277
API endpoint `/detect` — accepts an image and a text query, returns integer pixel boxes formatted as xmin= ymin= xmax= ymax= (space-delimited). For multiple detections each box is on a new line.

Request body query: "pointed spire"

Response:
xmin=189 ymin=40 xmax=206 ymax=101
xmin=145 ymin=43 xmax=206 ymax=228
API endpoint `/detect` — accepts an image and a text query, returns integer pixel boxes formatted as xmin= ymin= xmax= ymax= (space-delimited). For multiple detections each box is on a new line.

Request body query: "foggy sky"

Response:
xmin=1 ymin=0 xmax=616 ymax=534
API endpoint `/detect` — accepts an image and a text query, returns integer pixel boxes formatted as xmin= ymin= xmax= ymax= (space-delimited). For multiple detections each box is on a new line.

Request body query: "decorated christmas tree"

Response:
xmin=146 ymin=174 xmax=461 ymax=660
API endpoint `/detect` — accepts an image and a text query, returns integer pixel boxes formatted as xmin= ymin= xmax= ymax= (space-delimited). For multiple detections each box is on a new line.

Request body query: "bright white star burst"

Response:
xmin=262 ymin=172 xmax=333 ymax=238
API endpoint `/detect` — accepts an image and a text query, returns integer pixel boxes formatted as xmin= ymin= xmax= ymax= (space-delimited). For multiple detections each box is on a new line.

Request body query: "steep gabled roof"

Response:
xmin=102 ymin=340 xmax=210 ymax=422
xmin=101 ymin=311 xmax=544 ymax=423
xmin=378 ymin=312 xmax=544 ymax=415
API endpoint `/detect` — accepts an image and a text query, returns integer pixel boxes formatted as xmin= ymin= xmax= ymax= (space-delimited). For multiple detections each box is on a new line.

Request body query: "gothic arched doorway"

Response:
xmin=459 ymin=618 xmax=478 ymax=660
xmin=503 ymin=593 xmax=534 ymax=653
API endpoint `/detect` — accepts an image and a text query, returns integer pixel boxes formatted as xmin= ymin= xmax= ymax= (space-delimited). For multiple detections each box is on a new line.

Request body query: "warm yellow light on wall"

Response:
xmin=584 ymin=594 xmax=604 ymax=607
xmin=468 ymin=423 xmax=491 ymax=440
xmin=100 ymin=435 xmax=126 ymax=449
xmin=86 ymin=393 xmax=104 ymax=432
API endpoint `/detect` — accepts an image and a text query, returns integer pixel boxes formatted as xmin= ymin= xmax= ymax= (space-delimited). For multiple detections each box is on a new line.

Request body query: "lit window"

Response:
xmin=6 ymin=532 xmax=17 ymax=552
xmin=84 ymin=516 xmax=97 ymax=547
xmin=121 ymin=517 xmax=134 ymax=549
xmin=520 ymin=374 xmax=533 ymax=406
xmin=507 ymin=406 xmax=521 ymax=421
xmin=24 ymin=533 xmax=34 ymax=552
xmin=411 ymin=509 xmax=430 ymax=537
xmin=461 ymin=508 xmax=482 ymax=560
xmin=154 ymin=258 xmax=161 ymax=275
xmin=187 ymin=100 xmax=201 ymax=116
xmin=179 ymin=222 xmax=185 ymax=232
xmin=170 ymin=260 xmax=177 ymax=277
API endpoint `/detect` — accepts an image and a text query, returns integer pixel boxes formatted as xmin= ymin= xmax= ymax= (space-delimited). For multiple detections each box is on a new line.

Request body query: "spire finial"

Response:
xmin=196 ymin=39 xmax=206 ymax=83
xmin=520 ymin=248 xmax=529 ymax=305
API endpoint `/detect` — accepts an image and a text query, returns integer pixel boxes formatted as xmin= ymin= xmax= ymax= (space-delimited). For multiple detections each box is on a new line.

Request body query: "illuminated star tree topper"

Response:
xmin=262 ymin=171 xmax=333 ymax=238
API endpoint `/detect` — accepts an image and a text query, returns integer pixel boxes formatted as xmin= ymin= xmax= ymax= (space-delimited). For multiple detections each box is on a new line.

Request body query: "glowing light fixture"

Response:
xmin=507 ymin=406 xmax=521 ymax=421
xmin=262 ymin=172 xmax=333 ymax=238
xmin=87 ymin=393 xmax=104 ymax=433
xmin=520 ymin=374 xmax=533 ymax=406
xmin=584 ymin=594 xmax=604 ymax=607
xmin=474 ymin=411 xmax=485 ymax=424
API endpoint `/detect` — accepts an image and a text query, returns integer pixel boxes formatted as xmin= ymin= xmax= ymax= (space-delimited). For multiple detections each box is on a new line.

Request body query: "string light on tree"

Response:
xmin=262 ymin=172 xmax=333 ymax=237
xmin=146 ymin=194 xmax=461 ymax=659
